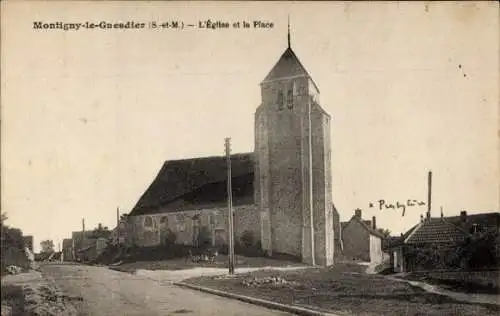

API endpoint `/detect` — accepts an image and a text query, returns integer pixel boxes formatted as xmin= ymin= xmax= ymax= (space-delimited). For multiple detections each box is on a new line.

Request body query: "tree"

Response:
xmin=377 ymin=228 xmax=391 ymax=238
xmin=1 ymin=212 xmax=7 ymax=226
xmin=40 ymin=240 xmax=55 ymax=253
xmin=91 ymin=223 xmax=110 ymax=239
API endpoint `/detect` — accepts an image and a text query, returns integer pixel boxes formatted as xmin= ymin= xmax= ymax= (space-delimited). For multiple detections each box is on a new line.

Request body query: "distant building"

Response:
xmin=23 ymin=235 xmax=34 ymax=252
xmin=341 ymin=209 xmax=385 ymax=264
xmin=62 ymin=238 xmax=73 ymax=261
xmin=75 ymin=237 xmax=108 ymax=262
xmin=110 ymin=218 xmax=129 ymax=246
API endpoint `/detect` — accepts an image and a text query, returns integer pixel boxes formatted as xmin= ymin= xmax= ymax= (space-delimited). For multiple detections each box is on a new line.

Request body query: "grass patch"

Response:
xmin=401 ymin=273 xmax=500 ymax=295
xmin=110 ymin=254 xmax=303 ymax=273
xmin=1 ymin=284 xmax=25 ymax=315
xmin=184 ymin=263 xmax=500 ymax=316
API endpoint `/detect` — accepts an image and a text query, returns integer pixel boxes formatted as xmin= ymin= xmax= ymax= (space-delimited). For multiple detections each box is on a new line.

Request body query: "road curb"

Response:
xmin=173 ymin=281 xmax=339 ymax=316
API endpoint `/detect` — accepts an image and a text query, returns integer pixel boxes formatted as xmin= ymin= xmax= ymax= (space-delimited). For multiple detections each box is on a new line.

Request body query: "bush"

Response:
xmin=240 ymin=230 xmax=255 ymax=249
xmin=1 ymin=225 xmax=30 ymax=275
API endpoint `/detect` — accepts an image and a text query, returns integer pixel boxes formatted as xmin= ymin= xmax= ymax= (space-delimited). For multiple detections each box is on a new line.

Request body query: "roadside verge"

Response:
xmin=174 ymin=281 xmax=340 ymax=316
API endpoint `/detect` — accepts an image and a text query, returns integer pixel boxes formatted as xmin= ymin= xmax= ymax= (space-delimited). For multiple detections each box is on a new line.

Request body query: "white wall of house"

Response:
xmin=369 ymin=234 xmax=383 ymax=264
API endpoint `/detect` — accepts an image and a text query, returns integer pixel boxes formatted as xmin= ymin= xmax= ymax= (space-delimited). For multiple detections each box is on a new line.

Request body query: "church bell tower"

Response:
xmin=254 ymin=21 xmax=334 ymax=266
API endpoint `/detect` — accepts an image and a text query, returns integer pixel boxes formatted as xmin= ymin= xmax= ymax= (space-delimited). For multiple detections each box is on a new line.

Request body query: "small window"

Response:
xmin=277 ymin=90 xmax=284 ymax=110
xmin=287 ymin=89 xmax=293 ymax=109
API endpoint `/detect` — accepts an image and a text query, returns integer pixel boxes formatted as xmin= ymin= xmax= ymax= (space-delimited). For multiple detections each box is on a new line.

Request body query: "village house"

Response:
xmin=126 ymin=31 xmax=339 ymax=266
xmin=66 ymin=224 xmax=112 ymax=262
xmin=110 ymin=217 xmax=129 ymax=246
xmin=62 ymin=238 xmax=73 ymax=262
xmin=391 ymin=210 xmax=500 ymax=272
xmin=341 ymin=209 xmax=385 ymax=264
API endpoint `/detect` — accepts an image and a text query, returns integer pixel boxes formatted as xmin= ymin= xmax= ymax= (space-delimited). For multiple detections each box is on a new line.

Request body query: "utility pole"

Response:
xmin=225 ymin=138 xmax=235 ymax=274
xmin=308 ymin=97 xmax=315 ymax=266
xmin=116 ymin=207 xmax=120 ymax=245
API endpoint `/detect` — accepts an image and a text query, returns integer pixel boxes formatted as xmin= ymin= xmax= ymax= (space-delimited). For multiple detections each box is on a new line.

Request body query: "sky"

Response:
xmin=2 ymin=2 xmax=499 ymax=253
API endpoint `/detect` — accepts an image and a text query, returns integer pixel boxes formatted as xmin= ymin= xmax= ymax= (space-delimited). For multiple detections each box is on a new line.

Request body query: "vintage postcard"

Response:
xmin=1 ymin=1 xmax=499 ymax=315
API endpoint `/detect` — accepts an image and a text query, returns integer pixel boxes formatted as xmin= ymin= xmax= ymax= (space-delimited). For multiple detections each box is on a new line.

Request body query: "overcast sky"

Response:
xmin=2 ymin=2 xmax=498 ymax=252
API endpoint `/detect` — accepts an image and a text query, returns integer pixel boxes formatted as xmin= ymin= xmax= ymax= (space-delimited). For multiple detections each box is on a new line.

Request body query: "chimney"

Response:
xmin=355 ymin=208 xmax=362 ymax=218
xmin=82 ymin=218 xmax=85 ymax=232
xmin=372 ymin=216 xmax=376 ymax=229
xmin=460 ymin=210 xmax=467 ymax=223
xmin=427 ymin=171 xmax=432 ymax=220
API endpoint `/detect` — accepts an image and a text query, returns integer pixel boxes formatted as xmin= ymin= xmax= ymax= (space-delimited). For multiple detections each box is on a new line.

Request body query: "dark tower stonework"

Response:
xmin=254 ymin=43 xmax=334 ymax=266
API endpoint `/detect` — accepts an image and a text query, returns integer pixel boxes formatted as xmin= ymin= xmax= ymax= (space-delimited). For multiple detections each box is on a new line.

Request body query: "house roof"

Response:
xmin=446 ymin=212 xmax=500 ymax=233
xmin=395 ymin=211 xmax=500 ymax=246
xmin=129 ymin=153 xmax=255 ymax=216
xmin=343 ymin=216 xmax=385 ymax=238
xmin=62 ymin=238 xmax=72 ymax=249
xmin=261 ymin=47 xmax=320 ymax=92
xmin=404 ymin=218 xmax=471 ymax=244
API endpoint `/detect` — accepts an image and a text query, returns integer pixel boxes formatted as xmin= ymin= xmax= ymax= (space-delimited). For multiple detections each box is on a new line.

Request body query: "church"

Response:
xmin=127 ymin=29 xmax=341 ymax=266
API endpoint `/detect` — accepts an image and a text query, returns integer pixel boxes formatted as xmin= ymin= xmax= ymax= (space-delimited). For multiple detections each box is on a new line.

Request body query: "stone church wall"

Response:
xmin=267 ymin=80 xmax=307 ymax=257
xmin=129 ymin=204 xmax=260 ymax=248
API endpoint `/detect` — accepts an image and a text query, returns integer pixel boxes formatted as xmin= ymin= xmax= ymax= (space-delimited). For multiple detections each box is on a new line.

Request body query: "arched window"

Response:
xmin=160 ymin=216 xmax=169 ymax=227
xmin=144 ymin=216 xmax=153 ymax=229
xmin=287 ymin=89 xmax=293 ymax=109
xmin=277 ymin=90 xmax=284 ymax=110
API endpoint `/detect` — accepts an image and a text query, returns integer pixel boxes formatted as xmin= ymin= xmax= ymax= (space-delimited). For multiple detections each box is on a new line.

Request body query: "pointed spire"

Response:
xmin=287 ymin=15 xmax=291 ymax=48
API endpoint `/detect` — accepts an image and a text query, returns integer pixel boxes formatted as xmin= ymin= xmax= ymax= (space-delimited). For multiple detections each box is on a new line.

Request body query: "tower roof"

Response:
xmin=261 ymin=47 xmax=320 ymax=92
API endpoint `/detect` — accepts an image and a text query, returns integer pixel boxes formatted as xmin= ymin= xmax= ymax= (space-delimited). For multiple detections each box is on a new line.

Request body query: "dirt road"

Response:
xmin=42 ymin=263 xmax=292 ymax=316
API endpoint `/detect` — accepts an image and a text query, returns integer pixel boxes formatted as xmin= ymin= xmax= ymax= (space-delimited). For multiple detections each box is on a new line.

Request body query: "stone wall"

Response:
xmin=311 ymin=104 xmax=334 ymax=266
xmin=256 ymin=76 xmax=334 ymax=265
xmin=254 ymin=106 xmax=272 ymax=254
xmin=258 ymin=77 xmax=312 ymax=258
xmin=129 ymin=204 xmax=260 ymax=248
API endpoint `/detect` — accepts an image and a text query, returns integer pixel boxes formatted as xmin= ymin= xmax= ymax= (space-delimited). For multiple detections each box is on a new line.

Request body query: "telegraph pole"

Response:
xmin=225 ymin=138 xmax=235 ymax=274
xmin=116 ymin=207 xmax=120 ymax=245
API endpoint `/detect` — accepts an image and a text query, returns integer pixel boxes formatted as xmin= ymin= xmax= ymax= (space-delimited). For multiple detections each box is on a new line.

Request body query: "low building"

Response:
xmin=110 ymin=218 xmax=130 ymax=247
xmin=341 ymin=209 xmax=385 ymax=263
xmin=62 ymin=238 xmax=74 ymax=261
xmin=391 ymin=210 xmax=500 ymax=272
xmin=71 ymin=227 xmax=111 ymax=262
